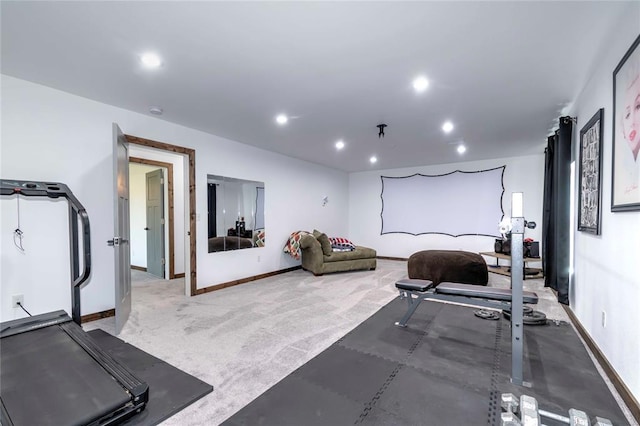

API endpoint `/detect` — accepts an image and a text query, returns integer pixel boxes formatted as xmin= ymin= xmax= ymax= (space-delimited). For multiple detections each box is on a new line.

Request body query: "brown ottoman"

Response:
xmin=408 ymin=250 xmax=488 ymax=286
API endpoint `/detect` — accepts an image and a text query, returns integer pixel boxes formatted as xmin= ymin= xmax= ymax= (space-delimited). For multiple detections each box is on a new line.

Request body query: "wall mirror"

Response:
xmin=207 ymin=174 xmax=265 ymax=253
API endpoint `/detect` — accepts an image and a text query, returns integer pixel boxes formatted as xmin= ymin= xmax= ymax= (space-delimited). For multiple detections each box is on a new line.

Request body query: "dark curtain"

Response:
xmin=542 ymin=117 xmax=572 ymax=305
xmin=207 ymin=183 xmax=217 ymax=238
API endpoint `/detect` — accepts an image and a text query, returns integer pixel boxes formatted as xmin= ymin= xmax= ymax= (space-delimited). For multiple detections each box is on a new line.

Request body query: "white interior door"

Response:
xmin=145 ymin=168 xmax=165 ymax=278
xmin=113 ymin=123 xmax=131 ymax=335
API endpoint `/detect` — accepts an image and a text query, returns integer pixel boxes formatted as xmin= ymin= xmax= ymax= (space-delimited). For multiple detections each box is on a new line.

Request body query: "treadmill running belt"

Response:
xmin=1 ymin=326 xmax=132 ymax=426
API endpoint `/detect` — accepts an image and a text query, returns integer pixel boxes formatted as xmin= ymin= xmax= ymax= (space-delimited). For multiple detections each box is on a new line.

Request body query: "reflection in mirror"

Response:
xmin=207 ymin=175 xmax=265 ymax=252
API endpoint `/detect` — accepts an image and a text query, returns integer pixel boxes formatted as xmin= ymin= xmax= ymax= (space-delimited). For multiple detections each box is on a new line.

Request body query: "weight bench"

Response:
xmin=394 ymin=194 xmax=536 ymax=387
xmin=394 ymin=278 xmax=539 ymax=327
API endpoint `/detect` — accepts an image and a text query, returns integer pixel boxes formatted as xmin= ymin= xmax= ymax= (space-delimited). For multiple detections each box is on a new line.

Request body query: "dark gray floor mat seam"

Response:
xmin=353 ymin=308 xmax=436 ymax=424
xmin=336 ymin=340 xmax=497 ymax=396
xmin=354 ymin=363 xmax=405 ymax=424
xmin=337 ymin=303 xmax=445 ymax=364
xmin=290 ymin=345 xmax=397 ymax=409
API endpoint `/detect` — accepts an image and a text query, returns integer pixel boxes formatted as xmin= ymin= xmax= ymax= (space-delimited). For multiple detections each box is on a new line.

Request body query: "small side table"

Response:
xmin=479 ymin=251 xmax=544 ymax=279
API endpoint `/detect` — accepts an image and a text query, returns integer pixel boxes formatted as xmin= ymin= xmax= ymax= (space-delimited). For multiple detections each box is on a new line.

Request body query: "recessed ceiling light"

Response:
xmin=276 ymin=114 xmax=288 ymax=125
xmin=442 ymin=121 xmax=454 ymax=133
xmin=413 ymin=76 xmax=429 ymax=93
xmin=457 ymin=144 xmax=467 ymax=154
xmin=335 ymin=140 xmax=345 ymax=150
xmin=141 ymin=52 xmax=162 ymax=68
xmin=370 ymin=156 xmax=378 ymax=164
xmin=149 ymin=106 xmax=163 ymax=115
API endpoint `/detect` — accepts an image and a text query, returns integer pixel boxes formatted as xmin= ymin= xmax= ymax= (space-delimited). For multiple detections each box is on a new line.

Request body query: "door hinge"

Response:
xmin=160 ymin=218 xmax=165 ymax=225
xmin=160 ymin=178 xmax=164 ymax=185
xmin=161 ymin=258 xmax=166 ymax=265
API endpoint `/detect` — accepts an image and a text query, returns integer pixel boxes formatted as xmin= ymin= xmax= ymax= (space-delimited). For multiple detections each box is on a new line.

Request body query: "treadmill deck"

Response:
xmin=1 ymin=313 xmax=138 ymax=426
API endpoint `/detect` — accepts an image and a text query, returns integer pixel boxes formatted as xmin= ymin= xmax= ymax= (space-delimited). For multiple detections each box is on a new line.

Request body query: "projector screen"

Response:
xmin=381 ymin=166 xmax=505 ymax=237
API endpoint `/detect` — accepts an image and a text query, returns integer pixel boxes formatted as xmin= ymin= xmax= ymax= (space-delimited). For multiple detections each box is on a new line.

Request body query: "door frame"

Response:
xmin=126 ymin=134 xmax=197 ymax=296
xmin=130 ymin=157 xmax=176 ymax=279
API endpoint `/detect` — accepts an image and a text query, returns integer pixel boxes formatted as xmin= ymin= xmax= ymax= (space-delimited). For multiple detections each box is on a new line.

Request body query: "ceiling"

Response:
xmin=1 ymin=1 xmax=629 ymax=172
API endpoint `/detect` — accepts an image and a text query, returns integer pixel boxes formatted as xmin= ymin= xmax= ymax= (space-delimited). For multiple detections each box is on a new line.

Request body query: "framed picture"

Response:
xmin=578 ymin=109 xmax=604 ymax=234
xmin=612 ymin=34 xmax=640 ymax=212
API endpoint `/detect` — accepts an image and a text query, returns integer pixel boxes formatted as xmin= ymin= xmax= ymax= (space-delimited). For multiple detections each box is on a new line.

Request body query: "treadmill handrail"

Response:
xmin=75 ymin=209 xmax=92 ymax=286
xmin=1 ymin=180 xmax=91 ymax=325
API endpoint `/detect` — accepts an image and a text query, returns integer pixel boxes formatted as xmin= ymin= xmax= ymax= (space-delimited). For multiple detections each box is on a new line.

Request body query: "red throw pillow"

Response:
xmin=329 ymin=237 xmax=356 ymax=250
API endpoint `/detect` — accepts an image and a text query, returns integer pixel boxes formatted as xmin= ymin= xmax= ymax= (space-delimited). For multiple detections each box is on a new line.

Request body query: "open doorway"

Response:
xmin=129 ymin=159 xmax=173 ymax=279
xmin=125 ymin=134 xmax=197 ymax=296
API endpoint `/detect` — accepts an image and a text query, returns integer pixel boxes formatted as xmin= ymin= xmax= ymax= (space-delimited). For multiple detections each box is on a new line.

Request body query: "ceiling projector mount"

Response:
xmin=377 ymin=124 xmax=387 ymax=138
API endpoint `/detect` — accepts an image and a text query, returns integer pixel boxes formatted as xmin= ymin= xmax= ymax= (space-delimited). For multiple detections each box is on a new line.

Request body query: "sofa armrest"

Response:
xmin=300 ymin=235 xmax=323 ymax=274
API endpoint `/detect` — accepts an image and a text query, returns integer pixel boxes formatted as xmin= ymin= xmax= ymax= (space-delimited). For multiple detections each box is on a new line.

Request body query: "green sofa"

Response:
xmin=299 ymin=232 xmax=377 ymax=276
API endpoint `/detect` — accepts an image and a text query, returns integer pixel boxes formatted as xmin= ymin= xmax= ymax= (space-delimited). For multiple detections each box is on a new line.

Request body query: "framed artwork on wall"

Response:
xmin=612 ymin=34 xmax=640 ymax=212
xmin=578 ymin=108 xmax=604 ymax=234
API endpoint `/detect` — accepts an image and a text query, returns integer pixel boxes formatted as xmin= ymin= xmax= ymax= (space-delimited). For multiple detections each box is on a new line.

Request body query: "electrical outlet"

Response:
xmin=601 ymin=311 xmax=606 ymax=328
xmin=257 ymin=255 xmax=261 ymax=263
xmin=12 ymin=294 xmax=24 ymax=308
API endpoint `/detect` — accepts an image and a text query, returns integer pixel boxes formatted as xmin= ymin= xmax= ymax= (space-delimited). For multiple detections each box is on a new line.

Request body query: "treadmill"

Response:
xmin=1 ymin=180 xmax=149 ymax=426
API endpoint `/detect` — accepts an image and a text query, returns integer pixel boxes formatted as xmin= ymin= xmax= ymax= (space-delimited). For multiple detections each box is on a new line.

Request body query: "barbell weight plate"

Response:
xmin=474 ymin=309 xmax=500 ymax=320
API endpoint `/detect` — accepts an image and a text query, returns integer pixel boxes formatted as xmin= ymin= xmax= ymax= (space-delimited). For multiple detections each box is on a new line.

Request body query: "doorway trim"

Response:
xmin=130 ymin=157 xmax=176 ymax=279
xmin=125 ymin=134 xmax=197 ymax=296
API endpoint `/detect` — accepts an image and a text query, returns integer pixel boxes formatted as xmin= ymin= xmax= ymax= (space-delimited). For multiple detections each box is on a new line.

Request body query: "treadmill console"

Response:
xmin=1 ymin=180 xmax=69 ymax=198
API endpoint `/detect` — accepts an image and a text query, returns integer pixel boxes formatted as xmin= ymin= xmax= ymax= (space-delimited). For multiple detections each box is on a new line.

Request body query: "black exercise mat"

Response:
xmin=223 ymin=297 xmax=628 ymax=425
xmin=492 ymin=320 xmax=627 ymax=425
xmin=88 ymin=329 xmax=213 ymax=426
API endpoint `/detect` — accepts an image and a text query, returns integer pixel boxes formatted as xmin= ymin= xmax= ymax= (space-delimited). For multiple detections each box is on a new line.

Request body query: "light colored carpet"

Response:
xmin=85 ymin=260 xmax=406 ymax=425
xmin=83 ymin=260 xmax=621 ymax=425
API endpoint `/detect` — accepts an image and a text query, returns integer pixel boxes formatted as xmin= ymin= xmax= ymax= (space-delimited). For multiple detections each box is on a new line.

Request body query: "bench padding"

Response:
xmin=435 ymin=282 xmax=538 ymax=304
xmin=395 ymin=279 xmax=434 ymax=292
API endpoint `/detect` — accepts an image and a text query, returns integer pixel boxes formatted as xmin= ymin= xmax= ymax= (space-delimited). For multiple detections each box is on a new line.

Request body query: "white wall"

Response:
xmin=1 ymin=197 xmax=72 ymax=321
xmin=0 ymin=75 xmax=349 ymax=320
xmin=195 ymin=132 xmax=350 ymax=282
xmin=349 ymin=154 xmax=544 ymax=258
xmin=568 ymin=2 xmax=640 ymax=402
